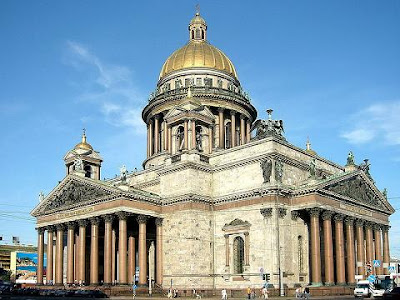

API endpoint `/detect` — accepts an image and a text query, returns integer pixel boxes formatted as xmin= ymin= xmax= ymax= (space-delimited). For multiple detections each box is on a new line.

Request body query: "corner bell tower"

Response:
xmin=63 ymin=130 xmax=103 ymax=180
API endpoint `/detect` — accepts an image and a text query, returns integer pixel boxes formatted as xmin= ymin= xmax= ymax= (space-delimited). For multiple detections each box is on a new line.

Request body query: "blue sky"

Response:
xmin=1 ymin=1 xmax=399 ymax=258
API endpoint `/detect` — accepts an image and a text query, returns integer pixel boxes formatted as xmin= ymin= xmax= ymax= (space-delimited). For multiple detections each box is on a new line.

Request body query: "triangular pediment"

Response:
xmin=31 ymin=175 xmax=121 ymax=216
xmin=317 ymin=171 xmax=394 ymax=213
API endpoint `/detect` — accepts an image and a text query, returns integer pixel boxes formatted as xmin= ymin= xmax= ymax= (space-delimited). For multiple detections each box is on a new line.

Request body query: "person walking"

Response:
xmin=262 ymin=287 xmax=269 ymax=299
xmin=304 ymin=287 xmax=310 ymax=299
xmin=247 ymin=286 xmax=251 ymax=300
xmin=221 ymin=288 xmax=227 ymax=300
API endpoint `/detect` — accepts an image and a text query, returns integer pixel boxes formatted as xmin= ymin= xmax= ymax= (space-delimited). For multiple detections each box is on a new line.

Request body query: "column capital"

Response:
xmin=240 ymin=114 xmax=246 ymax=120
xmin=137 ymin=215 xmax=149 ymax=224
xmin=308 ymin=207 xmax=321 ymax=217
xmin=364 ymin=221 xmax=373 ymax=229
xmin=291 ymin=210 xmax=300 ymax=221
xmin=90 ymin=217 xmax=101 ymax=225
xmin=67 ymin=222 xmax=76 ymax=230
xmin=55 ymin=223 xmax=65 ymax=231
xmin=224 ymin=234 xmax=229 ymax=239
xmin=382 ymin=225 xmax=390 ymax=232
xmin=333 ymin=214 xmax=345 ymax=223
xmin=154 ymin=114 xmax=161 ymax=120
xmin=46 ymin=225 xmax=55 ymax=233
xmin=103 ymin=214 xmax=114 ymax=223
xmin=37 ymin=227 xmax=45 ymax=234
xmin=373 ymin=223 xmax=382 ymax=231
xmin=218 ymin=107 xmax=225 ymax=113
xmin=344 ymin=216 xmax=355 ymax=225
xmin=77 ymin=219 xmax=88 ymax=227
xmin=244 ymin=232 xmax=249 ymax=236
xmin=117 ymin=211 xmax=129 ymax=220
xmin=355 ymin=218 xmax=365 ymax=227
xmin=278 ymin=207 xmax=287 ymax=218
xmin=321 ymin=210 xmax=334 ymax=221
xmin=260 ymin=207 xmax=273 ymax=218
xmin=155 ymin=217 xmax=163 ymax=227
xmin=230 ymin=110 xmax=236 ymax=116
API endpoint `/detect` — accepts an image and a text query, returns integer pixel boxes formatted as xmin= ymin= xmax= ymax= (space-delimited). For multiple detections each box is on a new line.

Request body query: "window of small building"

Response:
xmin=204 ymin=78 xmax=212 ymax=87
xmin=196 ymin=78 xmax=202 ymax=86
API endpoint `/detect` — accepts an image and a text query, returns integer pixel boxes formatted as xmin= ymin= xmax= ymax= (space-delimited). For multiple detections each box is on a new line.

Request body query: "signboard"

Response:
xmin=388 ymin=266 xmax=396 ymax=273
xmin=368 ymin=275 xmax=376 ymax=283
xmin=12 ymin=252 xmax=47 ymax=284
xmin=355 ymin=275 xmax=363 ymax=280
xmin=373 ymin=260 xmax=381 ymax=267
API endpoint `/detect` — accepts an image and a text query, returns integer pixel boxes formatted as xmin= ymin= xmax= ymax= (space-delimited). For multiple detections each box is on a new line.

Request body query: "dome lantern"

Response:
xmin=189 ymin=12 xmax=207 ymax=41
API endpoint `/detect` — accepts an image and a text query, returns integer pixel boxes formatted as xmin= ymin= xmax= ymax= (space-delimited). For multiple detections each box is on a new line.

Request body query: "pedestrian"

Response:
xmin=247 ymin=286 xmax=251 ymax=299
xmin=262 ymin=287 xmax=269 ymax=299
xmin=295 ymin=287 xmax=300 ymax=299
xmin=304 ymin=287 xmax=310 ymax=299
xmin=221 ymin=288 xmax=227 ymax=300
xmin=167 ymin=289 xmax=172 ymax=299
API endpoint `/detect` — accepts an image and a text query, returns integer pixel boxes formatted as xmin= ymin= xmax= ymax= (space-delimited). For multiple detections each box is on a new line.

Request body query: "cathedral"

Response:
xmin=32 ymin=12 xmax=394 ymax=295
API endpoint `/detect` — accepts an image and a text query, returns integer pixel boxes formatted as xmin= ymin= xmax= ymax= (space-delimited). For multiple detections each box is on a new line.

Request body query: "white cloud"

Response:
xmin=64 ymin=41 xmax=146 ymax=135
xmin=341 ymin=101 xmax=400 ymax=145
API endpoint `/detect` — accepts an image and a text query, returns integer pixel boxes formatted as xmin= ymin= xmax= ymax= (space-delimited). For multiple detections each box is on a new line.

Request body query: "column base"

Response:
xmin=311 ymin=282 xmax=323 ymax=287
xmin=337 ymin=282 xmax=347 ymax=286
xmin=324 ymin=282 xmax=335 ymax=286
xmin=347 ymin=282 xmax=356 ymax=286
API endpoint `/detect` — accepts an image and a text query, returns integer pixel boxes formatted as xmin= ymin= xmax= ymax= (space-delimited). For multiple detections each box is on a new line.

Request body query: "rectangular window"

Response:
xmin=196 ymin=78 xmax=202 ymax=86
xmin=185 ymin=78 xmax=191 ymax=87
xmin=204 ymin=78 xmax=212 ymax=87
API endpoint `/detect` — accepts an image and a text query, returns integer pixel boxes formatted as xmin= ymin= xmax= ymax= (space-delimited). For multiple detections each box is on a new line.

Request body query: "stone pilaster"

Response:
xmin=345 ymin=217 xmax=356 ymax=284
xmin=78 ymin=219 xmax=87 ymax=284
xmin=55 ymin=224 xmax=64 ymax=285
xmin=46 ymin=226 xmax=54 ymax=285
xmin=154 ymin=115 xmax=160 ymax=153
xmin=36 ymin=228 xmax=45 ymax=285
xmin=103 ymin=215 xmax=114 ymax=284
xmin=365 ymin=221 xmax=374 ymax=273
xmin=355 ymin=219 xmax=365 ymax=276
xmin=218 ymin=108 xmax=224 ymax=148
xmin=137 ymin=215 xmax=148 ymax=285
xmin=309 ymin=208 xmax=322 ymax=286
xmin=155 ymin=217 xmax=163 ymax=285
xmin=90 ymin=217 xmax=100 ymax=285
xmin=244 ymin=232 xmax=250 ymax=266
xmin=230 ymin=110 xmax=236 ymax=147
xmin=240 ymin=114 xmax=246 ymax=145
xmin=246 ymin=120 xmax=251 ymax=143
xmin=322 ymin=211 xmax=334 ymax=285
xmin=118 ymin=212 xmax=128 ymax=284
xmin=66 ymin=222 xmax=75 ymax=284
xmin=382 ymin=225 xmax=390 ymax=274
xmin=374 ymin=224 xmax=383 ymax=275
xmin=334 ymin=214 xmax=346 ymax=285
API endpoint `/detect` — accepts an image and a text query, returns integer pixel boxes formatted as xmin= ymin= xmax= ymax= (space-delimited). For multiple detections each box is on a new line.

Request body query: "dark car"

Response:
xmin=383 ymin=287 xmax=400 ymax=299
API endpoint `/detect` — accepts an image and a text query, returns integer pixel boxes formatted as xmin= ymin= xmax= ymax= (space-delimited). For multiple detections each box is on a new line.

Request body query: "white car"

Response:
xmin=354 ymin=280 xmax=371 ymax=298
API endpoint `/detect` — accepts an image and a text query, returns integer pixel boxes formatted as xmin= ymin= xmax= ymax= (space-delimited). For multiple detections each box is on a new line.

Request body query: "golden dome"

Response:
xmin=159 ymin=12 xmax=238 ymax=80
xmin=190 ymin=13 xmax=206 ymax=26
xmin=74 ymin=130 xmax=93 ymax=150
xmin=159 ymin=40 xmax=238 ymax=80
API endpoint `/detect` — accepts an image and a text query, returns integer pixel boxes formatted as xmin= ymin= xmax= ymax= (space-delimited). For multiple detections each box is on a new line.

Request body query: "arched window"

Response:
xmin=298 ymin=235 xmax=304 ymax=272
xmin=84 ymin=164 xmax=91 ymax=178
xmin=176 ymin=126 xmax=184 ymax=151
xmin=225 ymin=121 xmax=232 ymax=149
xmin=191 ymin=30 xmax=194 ymax=39
xmin=201 ymin=29 xmax=205 ymax=39
xmin=195 ymin=29 xmax=201 ymax=39
xmin=233 ymin=236 xmax=245 ymax=273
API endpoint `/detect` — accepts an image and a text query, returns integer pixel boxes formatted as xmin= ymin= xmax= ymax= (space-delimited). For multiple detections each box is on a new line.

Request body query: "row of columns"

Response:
xmin=36 ymin=213 xmax=163 ymax=286
xmin=308 ymin=208 xmax=390 ymax=286
xmin=218 ymin=108 xmax=251 ymax=149
xmin=146 ymin=109 xmax=252 ymax=157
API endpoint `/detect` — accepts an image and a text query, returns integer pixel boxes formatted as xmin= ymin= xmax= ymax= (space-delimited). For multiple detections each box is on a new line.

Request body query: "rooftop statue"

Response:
xmin=346 ymin=151 xmax=355 ymax=165
xmin=251 ymin=109 xmax=285 ymax=141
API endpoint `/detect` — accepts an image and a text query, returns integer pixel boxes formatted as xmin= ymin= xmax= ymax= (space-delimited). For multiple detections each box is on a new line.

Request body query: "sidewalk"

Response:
xmin=109 ymin=296 xmax=353 ymax=300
